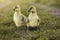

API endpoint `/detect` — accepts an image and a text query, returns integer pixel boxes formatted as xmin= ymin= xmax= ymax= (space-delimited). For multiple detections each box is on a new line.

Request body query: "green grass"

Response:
xmin=0 ymin=0 xmax=60 ymax=40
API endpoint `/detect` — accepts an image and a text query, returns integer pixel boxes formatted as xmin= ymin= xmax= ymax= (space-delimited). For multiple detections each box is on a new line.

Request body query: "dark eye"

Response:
xmin=15 ymin=6 xmax=18 ymax=9
xmin=32 ymin=11 xmax=35 ymax=13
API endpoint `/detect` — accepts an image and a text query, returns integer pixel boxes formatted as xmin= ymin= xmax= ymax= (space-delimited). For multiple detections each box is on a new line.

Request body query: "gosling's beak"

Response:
xmin=13 ymin=8 xmax=15 ymax=11
xmin=28 ymin=7 xmax=33 ymax=12
xmin=13 ymin=6 xmax=18 ymax=11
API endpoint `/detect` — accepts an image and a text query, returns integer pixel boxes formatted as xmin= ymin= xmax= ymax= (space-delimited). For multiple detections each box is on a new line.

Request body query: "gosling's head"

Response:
xmin=13 ymin=5 xmax=20 ymax=12
xmin=28 ymin=5 xmax=36 ymax=13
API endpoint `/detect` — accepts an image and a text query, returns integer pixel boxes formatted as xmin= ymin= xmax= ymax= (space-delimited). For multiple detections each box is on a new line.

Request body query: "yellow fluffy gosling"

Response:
xmin=13 ymin=5 xmax=27 ymax=27
xmin=27 ymin=5 xmax=41 ymax=31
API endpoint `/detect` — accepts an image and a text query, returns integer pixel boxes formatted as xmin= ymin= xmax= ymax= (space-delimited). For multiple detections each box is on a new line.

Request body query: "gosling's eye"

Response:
xmin=15 ymin=6 xmax=18 ymax=9
xmin=32 ymin=11 xmax=35 ymax=13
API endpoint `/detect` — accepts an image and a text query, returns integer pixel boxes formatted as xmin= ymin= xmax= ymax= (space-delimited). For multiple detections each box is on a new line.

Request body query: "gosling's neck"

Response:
xmin=15 ymin=10 xmax=21 ymax=15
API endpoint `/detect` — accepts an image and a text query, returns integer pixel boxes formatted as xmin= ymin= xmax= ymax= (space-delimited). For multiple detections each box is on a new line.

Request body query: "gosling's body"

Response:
xmin=14 ymin=12 xmax=27 ymax=27
xmin=27 ymin=13 xmax=40 ymax=27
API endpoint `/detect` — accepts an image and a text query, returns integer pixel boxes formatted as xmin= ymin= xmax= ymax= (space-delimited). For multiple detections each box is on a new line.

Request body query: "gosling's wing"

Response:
xmin=21 ymin=14 xmax=27 ymax=23
xmin=37 ymin=17 xmax=41 ymax=24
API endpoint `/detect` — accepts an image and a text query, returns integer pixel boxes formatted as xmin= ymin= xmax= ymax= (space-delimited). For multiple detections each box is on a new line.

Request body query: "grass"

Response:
xmin=0 ymin=0 xmax=60 ymax=40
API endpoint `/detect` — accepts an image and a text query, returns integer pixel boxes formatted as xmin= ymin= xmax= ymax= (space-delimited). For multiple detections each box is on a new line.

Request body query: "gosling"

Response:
xmin=13 ymin=5 xmax=27 ymax=28
xmin=27 ymin=5 xmax=41 ymax=31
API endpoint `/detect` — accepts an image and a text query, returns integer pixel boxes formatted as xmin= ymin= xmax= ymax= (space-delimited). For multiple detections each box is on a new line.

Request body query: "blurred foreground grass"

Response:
xmin=0 ymin=0 xmax=60 ymax=40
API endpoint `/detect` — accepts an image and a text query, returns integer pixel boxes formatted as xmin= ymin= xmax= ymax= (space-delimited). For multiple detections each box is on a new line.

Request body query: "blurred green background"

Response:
xmin=0 ymin=0 xmax=60 ymax=40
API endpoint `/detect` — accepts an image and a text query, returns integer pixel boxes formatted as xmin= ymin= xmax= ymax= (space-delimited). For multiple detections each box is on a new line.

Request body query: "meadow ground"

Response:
xmin=0 ymin=0 xmax=60 ymax=40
